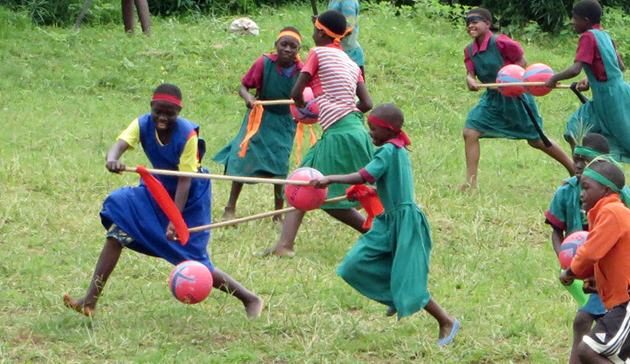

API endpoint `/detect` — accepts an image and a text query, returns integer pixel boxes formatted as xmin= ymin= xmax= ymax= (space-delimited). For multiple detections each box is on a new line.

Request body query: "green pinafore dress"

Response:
xmin=213 ymin=57 xmax=298 ymax=178
xmin=565 ymin=29 xmax=630 ymax=162
xmin=466 ymin=36 xmax=544 ymax=140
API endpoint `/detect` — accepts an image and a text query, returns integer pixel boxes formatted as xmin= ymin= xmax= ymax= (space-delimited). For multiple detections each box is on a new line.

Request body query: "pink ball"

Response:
xmin=290 ymin=87 xmax=319 ymax=125
xmin=524 ymin=63 xmax=555 ymax=96
xmin=558 ymin=231 xmax=589 ymax=270
xmin=496 ymin=64 xmax=526 ymax=98
xmin=168 ymin=260 xmax=213 ymax=304
xmin=284 ymin=167 xmax=328 ymax=211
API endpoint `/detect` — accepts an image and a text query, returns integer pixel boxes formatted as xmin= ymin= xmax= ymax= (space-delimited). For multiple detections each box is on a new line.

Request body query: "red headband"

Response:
xmin=367 ymin=114 xmax=411 ymax=148
xmin=152 ymin=93 xmax=182 ymax=107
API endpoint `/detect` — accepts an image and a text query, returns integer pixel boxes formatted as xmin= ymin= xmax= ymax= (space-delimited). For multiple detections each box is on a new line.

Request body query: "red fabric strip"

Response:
xmin=346 ymin=184 xmax=384 ymax=229
xmin=367 ymin=114 xmax=411 ymax=147
xmin=136 ymin=165 xmax=189 ymax=245
xmin=152 ymin=93 xmax=182 ymax=106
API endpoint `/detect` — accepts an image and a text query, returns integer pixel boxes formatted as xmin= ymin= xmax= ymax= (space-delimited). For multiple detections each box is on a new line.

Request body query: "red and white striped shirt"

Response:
xmin=302 ymin=44 xmax=364 ymax=130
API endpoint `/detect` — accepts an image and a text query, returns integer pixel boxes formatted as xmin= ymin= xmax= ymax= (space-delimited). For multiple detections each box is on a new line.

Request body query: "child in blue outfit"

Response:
xmin=328 ymin=0 xmax=365 ymax=74
xmin=546 ymin=133 xmax=610 ymax=364
xmin=63 ymin=84 xmax=263 ymax=318
xmin=310 ymin=103 xmax=459 ymax=345
xmin=545 ymin=0 xmax=630 ymax=162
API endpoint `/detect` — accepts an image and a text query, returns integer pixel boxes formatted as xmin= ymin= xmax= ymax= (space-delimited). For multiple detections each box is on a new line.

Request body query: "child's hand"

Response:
xmin=166 ymin=222 xmax=180 ymax=242
xmin=106 ymin=161 xmax=126 ymax=174
xmin=583 ymin=277 xmax=598 ymax=293
xmin=559 ymin=268 xmax=576 ymax=286
xmin=466 ymin=76 xmax=480 ymax=91
xmin=544 ymin=76 xmax=558 ymax=89
xmin=309 ymin=177 xmax=331 ymax=189
xmin=576 ymin=77 xmax=590 ymax=91
xmin=245 ymin=96 xmax=256 ymax=109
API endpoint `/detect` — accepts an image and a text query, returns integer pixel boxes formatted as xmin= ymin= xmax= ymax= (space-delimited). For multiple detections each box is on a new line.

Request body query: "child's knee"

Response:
xmin=463 ymin=128 xmax=480 ymax=141
xmin=576 ymin=340 xmax=598 ymax=362
xmin=573 ymin=311 xmax=594 ymax=334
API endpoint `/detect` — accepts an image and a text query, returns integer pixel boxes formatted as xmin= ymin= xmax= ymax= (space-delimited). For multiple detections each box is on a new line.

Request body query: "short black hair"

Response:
xmin=589 ymin=159 xmax=625 ymax=190
xmin=280 ymin=26 xmax=300 ymax=35
xmin=317 ymin=10 xmax=347 ymax=35
xmin=573 ymin=0 xmax=602 ymax=24
xmin=582 ymin=133 xmax=609 ymax=154
xmin=153 ymin=83 xmax=182 ymax=100
xmin=371 ymin=103 xmax=405 ymax=129
xmin=467 ymin=8 xmax=493 ymax=23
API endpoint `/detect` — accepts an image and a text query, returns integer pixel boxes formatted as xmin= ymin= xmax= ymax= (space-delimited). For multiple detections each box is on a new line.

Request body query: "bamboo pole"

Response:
xmin=478 ymin=82 xmax=570 ymax=89
xmin=125 ymin=167 xmax=309 ymax=186
xmin=253 ymin=99 xmax=295 ymax=105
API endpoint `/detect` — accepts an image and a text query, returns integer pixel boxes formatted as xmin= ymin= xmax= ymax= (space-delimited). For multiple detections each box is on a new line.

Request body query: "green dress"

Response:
xmin=337 ymin=143 xmax=432 ymax=319
xmin=299 ymin=112 xmax=374 ymax=209
xmin=213 ymin=56 xmax=298 ymax=178
xmin=465 ymin=36 xmax=544 ymax=140
xmin=565 ymin=29 xmax=630 ymax=162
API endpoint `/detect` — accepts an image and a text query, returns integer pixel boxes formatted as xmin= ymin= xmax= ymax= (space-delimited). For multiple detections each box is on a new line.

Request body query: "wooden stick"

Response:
xmin=253 ymin=99 xmax=295 ymax=105
xmin=188 ymin=196 xmax=348 ymax=232
xmin=479 ymin=82 xmax=571 ymax=89
xmin=124 ymin=167 xmax=309 ymax=186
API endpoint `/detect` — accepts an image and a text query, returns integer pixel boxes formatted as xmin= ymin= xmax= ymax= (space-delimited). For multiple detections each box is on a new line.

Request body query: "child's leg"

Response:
xmin=423 ymin=298 xmax=458 ymax=342
xmin=134 ymin=0 xmax=151 ymax=35
xmin=273 ymin=184 xmax=284 ymax=222
xmin=259 ymin=209 xmax=306 ymax=256
xmin=462 ymin=127 xmax=482 ymax=190
xmin=571 ymin=311 xmax=597 ymax=364
xmin=121 ymin=0 xmax=135 ymax=33
xmin=527 ymin=138 xmax=575 ymax=176
xmin=323 ymin=208 xmax=369 ymax=234
xmin=577 ymin=341 xmax=611 ymax=364
xmin=212 ymin=268 xmax=264 ymax=318
xmin=222 ymin=182 xmax=244 ymax=220
xmin=63 ymin=237 xmax=123 ymax=316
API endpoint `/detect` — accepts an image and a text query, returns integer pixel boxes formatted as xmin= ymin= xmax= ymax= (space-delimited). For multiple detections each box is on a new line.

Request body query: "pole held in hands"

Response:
xmin=124 ymin=167 xmax=309 ymax=186
xmin=478 ymin=82 xmax=571 ymax=89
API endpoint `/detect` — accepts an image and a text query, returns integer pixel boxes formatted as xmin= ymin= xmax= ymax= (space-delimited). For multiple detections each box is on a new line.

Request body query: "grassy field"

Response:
xmin=1 ymin=2 xmax=630 ymax=363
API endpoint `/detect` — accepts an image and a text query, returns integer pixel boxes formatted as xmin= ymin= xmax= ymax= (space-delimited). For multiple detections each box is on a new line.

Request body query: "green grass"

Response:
xmin=1 ymin=2 xmax=630 ymax=363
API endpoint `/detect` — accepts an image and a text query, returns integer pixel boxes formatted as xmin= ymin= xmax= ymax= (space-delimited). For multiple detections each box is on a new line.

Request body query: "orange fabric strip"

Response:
xmin=314 ymin=19 xmax=353 ymax=45
xmin=238 ymin=104 xmax=264 ymax=157
xmin=277 ymin=30 xmax=302 ymax=43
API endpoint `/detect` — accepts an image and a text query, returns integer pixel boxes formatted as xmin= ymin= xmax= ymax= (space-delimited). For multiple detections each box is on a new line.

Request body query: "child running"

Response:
xmin=310 ymin=103 xmax=459 ymax=345
xmin=560 ymin=159 xmax=630 ymax=364
xmin=260 ymin=10 xmax=374 ymax=257
xmin=545 ymin=133 xmax=611 ymax=364
xmin=545 ymin=0 xmax=630 ymax=163
xmin=63 ymin=84 xmax=263 ymax=318
xmin=213 ymin=27 xmax=304 ymax=222
xmin=328 ymin=0 xmax=365 ymax=75
xmin=462 ymin=7 xmax=574 ymax=190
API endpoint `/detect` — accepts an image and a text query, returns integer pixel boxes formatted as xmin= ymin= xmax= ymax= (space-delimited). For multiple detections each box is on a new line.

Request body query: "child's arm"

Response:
xmin=310 ymin=172 xmax=365 ymax=188
xmin=355 ymin=82 xmax=372 ymax=113
xmin=238 ymin=84 xmax=256 ymax=109
xmin=466 ymin=70 xmax=479 ymax=91
xmin=290 ymin=72 xmax=312 ymax=108
xmin=545 ymin=62 xmax=584 ymax=87
xmin=550 ymin=227 xmax=565 ymax=256
xmin=105 ymin=140 xmax=131 ymax=173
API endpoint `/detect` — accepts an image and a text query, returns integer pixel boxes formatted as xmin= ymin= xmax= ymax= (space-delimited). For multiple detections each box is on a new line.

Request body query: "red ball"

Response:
xmin=558 ymin=231 xmax=589 ymax=269
xmin=496 ymin=64 xmax=526 ymax=98
xmin=284 ymin=167 xmax=328 ymax=211
xmin=524 ymin=63 xmax=555 ymax=96
xmin=290 ymin=87 xmax=319 ymax=125
xmin=168 ymin=260 xmax=213 ymax=304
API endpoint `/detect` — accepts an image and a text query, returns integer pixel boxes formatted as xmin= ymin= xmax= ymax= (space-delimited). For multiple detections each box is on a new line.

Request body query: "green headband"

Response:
xmin=573 ymin=146 xmax=603 ymax=159
xmin=582 ymin=168 xmax=621 ymax=193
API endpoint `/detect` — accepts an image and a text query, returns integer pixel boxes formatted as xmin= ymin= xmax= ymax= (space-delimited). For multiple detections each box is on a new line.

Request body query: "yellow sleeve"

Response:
xmin=178 ymin=133 xmax=200 ymax=172
xmin=117 ymin=118 xmax=140 ymax=149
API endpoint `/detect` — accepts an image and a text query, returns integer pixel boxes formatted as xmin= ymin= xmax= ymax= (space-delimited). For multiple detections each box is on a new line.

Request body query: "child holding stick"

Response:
xmin=63 ymin=84 xmax=263 ymax=318
xmin=545 ymin=0 xmax=630 ymax=163
xmin=310 ymin=103 xmax=459 ymax=345
xmin=560 ymin=159 xmax=630 ymax=363
xmin=260 ymin=10 xmax=373 ymax=257
xmin=462 ymin=7 xmax=574 ymax=190
xmin=213 ymin=27 xmax=304 ymax=222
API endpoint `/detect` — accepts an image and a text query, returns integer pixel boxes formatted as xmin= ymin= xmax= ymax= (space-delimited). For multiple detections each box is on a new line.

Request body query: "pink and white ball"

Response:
xmin=284 ymin=167 xmax=328 ymax=211
xmin=169 ymin=260 xmax=213 ymax=304
xmin=290 ymin=87 xmax=319 ymax=125
xmin=496 ymin=64 xmax=526 ymax=98
xmin=524 ymin=63 xmax=555 ymax=97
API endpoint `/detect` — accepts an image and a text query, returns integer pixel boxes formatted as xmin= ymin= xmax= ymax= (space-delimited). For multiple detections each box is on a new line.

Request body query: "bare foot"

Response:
xmin=254 ymin=247 xmax=295 ymax=258
xmin=272 ymin=215 xmax=283 ymax=223
xmin=63 ymin=294 xmax=96 ymax=317
xmin=459 ymin=182 xmax=477 ymax=192
xmin=243 ymin=296 xmax=264 ymax=318
xmin=221 ymin=208 xmax=236 ymax=222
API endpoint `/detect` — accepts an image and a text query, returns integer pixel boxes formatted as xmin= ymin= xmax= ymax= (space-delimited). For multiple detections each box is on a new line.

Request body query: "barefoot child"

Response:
xmin=545 ymin=133 xmax=612 ymax=364
xmin=560 ymin=159 xmax=630 ymax=363
xmin=310 ymin=104 xmax=460 ymax=345
xmin=261 ymin=10 xmax=374 ymax=257
xmin=462 ymin=7 xmax=574 ymax=190
xmin=63 ymin=84 xmax=263 ymax=318
xmin=213 ymin=27 xmax=304 ymax=221
xmin=545 ymin=0 xmax=630 ymax=163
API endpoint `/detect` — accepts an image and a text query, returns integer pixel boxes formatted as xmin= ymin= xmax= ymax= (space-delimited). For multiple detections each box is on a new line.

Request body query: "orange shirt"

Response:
xmin=571 ymin=194 xmax=630 ymax=309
